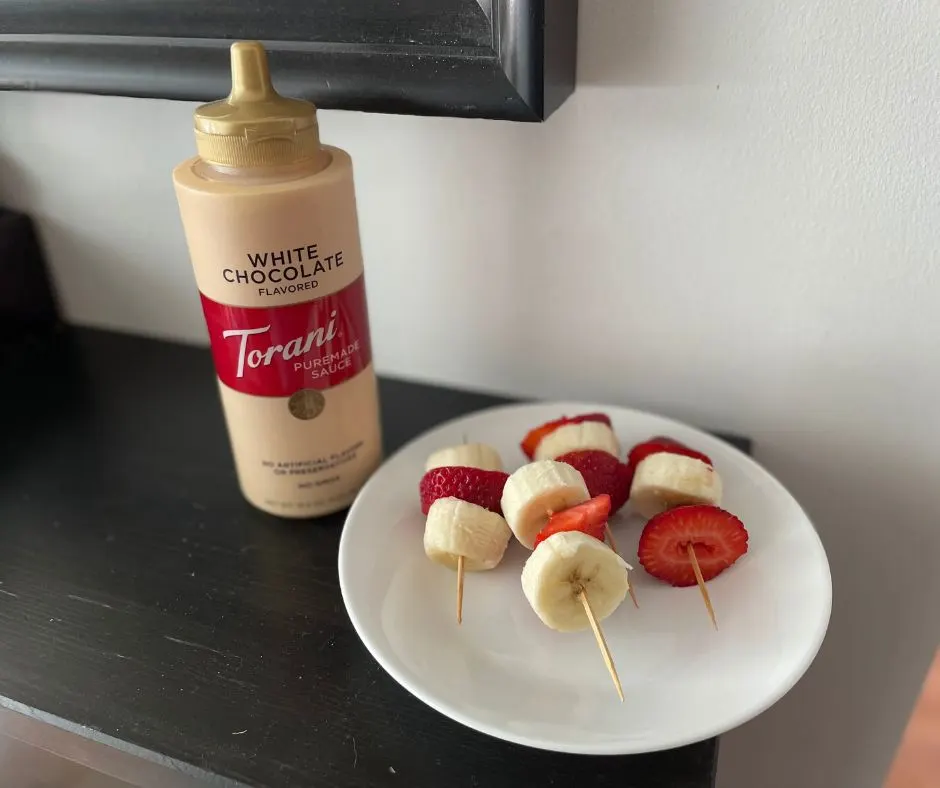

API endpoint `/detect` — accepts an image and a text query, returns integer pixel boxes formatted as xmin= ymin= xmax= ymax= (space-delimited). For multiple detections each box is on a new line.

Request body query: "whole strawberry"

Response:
xmin=419 ymin=466 xmax=509 ymax=515
xmin=556 ymin=450 xmax=632 ymax=514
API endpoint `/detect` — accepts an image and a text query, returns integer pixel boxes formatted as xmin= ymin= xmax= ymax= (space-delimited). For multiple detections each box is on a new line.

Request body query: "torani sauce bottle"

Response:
xmin=172 ymin=41 xmax=382 ymax=518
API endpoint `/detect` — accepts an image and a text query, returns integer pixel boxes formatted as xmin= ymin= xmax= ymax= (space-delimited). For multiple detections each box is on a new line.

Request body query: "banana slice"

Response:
xmin=423 ymin=497 xmax=512 ymax=571
xmin=500 ymin=460 xmax=590 ymax=549
xmin=425 ymin=443 xmax=503 ymax=473
xmin=630 ymin=453 xmax=722 ymax=519
xmin=521 ymin=530 xmax=632 ymax=632
xmin=533 ymin=421 xmax=621 ymax=462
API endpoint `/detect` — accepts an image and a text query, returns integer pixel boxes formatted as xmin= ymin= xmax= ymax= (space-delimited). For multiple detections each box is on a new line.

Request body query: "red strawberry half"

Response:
xmin=557 ymin=450 xmax=632 ymax=514
xmin=637 ymin=505 xmax=749 ymax=587
xmin=419 ymin=466 xmax=509 ymax=515
xmin=520 ymin=412 xmax=612 ymax=460
xmin=533 ymin=494 xmax=611 ymax=548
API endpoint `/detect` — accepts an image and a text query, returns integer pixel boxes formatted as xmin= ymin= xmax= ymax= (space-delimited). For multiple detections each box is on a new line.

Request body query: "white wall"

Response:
xmin=1 ymin=1 xmax=938 ymax=786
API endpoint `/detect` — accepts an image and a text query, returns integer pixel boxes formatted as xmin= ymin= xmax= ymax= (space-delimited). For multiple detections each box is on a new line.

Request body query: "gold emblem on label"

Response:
xmin=287 ymin=389 xmax=325 ymax=420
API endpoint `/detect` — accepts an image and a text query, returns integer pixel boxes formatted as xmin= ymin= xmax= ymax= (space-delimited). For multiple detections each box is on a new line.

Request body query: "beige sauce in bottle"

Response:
xmin=172 ymin=41 xmax=382 ymax=518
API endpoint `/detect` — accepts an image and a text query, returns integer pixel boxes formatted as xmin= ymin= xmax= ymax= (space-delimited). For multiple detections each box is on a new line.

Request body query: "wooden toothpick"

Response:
xmin=579 ymin=588 xmax=624 ymax=702
xmin=603 ymin=525 xmax=638 ymax=608
xmin=456 ymin=555 xmax=465 ymax=624
xmin=604 ymin=524 xmax=619 ymax=554
xmin=686 ymin=544 xmax=718 ymax=630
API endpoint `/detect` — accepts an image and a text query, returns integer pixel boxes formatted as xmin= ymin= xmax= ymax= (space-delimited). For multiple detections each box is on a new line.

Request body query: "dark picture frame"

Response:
xmin=0 ymin=0 xmax=578 ymax=121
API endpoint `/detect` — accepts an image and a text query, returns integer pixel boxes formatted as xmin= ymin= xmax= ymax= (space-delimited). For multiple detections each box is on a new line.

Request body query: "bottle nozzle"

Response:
xmin=229 ymin=41 xmax=275 ymax=103
xmin=192 ymin=40 xmax=324 ymax=168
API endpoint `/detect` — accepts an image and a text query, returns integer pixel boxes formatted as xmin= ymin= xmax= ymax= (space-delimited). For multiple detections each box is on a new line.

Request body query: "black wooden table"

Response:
xmin=0 ymin=326 xmax=734 ymax=788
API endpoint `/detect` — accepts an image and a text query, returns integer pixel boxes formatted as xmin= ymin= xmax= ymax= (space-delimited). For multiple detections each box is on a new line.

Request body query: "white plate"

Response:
xmin=338 ymin=402 xmax=831 ymax=755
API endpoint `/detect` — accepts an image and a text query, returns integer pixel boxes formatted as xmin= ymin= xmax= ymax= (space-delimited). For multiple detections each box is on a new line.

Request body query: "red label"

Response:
xmin=200 ymin=277 xmax=372 ymax=397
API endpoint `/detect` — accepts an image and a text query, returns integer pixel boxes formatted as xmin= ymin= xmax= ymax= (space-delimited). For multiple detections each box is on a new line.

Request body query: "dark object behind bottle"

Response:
xmin=0 ymin=206 xmax=61 ymax=332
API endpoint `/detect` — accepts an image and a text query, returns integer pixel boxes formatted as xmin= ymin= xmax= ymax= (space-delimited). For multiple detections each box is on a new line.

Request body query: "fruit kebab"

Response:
xmin=625 ymin=436 xmax=722 ymax=518
xmin=524 ymin=508 xmax=632 ymax=702
xmin=501 ymin=460 xmax=631 ymax=700
xmin=419 ymin=442 xmax=511 ymax=623
xmin=625 ymin=435 xmax=731 ymax=626
xmin=531 ymin=483 xmax=638 ymax=612
xmin=638 ymin=504 xmax=749 ymax=630
xmin=520 ymin=413 xmax=621 ymax=463
xmin=518 ymin=413 xmax=628 ymax=555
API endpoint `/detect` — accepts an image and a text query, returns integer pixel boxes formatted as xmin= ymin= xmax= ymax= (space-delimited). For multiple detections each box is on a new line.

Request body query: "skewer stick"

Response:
xmin=603 ymin=525 xmax=639 ymax=608
xmin=456 ymin=555 xmax=465 ymax=624
xmin=578 ymin=588 xmax=624 ymax=702
xmin=686 ymin=544 xmax=717 ymax=630
xmin=604 ymin=524 xmax=619 ymax=554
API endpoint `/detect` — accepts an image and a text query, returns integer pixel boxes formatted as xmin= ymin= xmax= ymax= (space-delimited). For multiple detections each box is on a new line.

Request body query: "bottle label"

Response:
xmin=199 ymin=275 xmax=372 ymax=397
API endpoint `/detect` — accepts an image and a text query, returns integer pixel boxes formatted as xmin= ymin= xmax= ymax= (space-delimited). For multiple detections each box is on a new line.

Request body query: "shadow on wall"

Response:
xmin=570 ymin=3 xmax=940 ymax=788
xmin=577 ymin=1 xmax=777 ymax=87
xmin=577 ymin=1 xmax=664 ymax=86
xmin=726 ymin=405 xmax=940 ymax=788
xmin=0 ymin=152 xmax=37 ymax=210
xmin=0 ymin=156 xmax=143 ymax=338
xmin=0 ymin=91 xmax=209 ymax=346
xmin=0 ymin=147 xmax=206 ymax=345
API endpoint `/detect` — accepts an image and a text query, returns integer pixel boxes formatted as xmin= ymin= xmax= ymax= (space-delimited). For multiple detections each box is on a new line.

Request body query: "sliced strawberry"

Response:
xmin=626 ymin=437 xmax=713 ymax=471
xmin=419 ymin=466 xmax=509 ymax=515
xmin=533 ymin=494 xmax=611 ymax=548
xmin=637 ymin=505 xmax=749 ymax=587
xmin=520 ymin=412 xmax=612 ymax=460
xmin=556 ymin=450 xmax=632 ymax=514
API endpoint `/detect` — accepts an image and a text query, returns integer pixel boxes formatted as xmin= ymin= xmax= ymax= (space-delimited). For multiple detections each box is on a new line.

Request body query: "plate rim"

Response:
xmin=338 ymin=400 xmax=833 ymax=755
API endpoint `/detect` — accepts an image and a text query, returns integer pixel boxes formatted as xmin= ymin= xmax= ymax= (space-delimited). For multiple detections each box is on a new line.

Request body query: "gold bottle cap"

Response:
xmin=193 ymin=41 xmax=323 ymax=168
